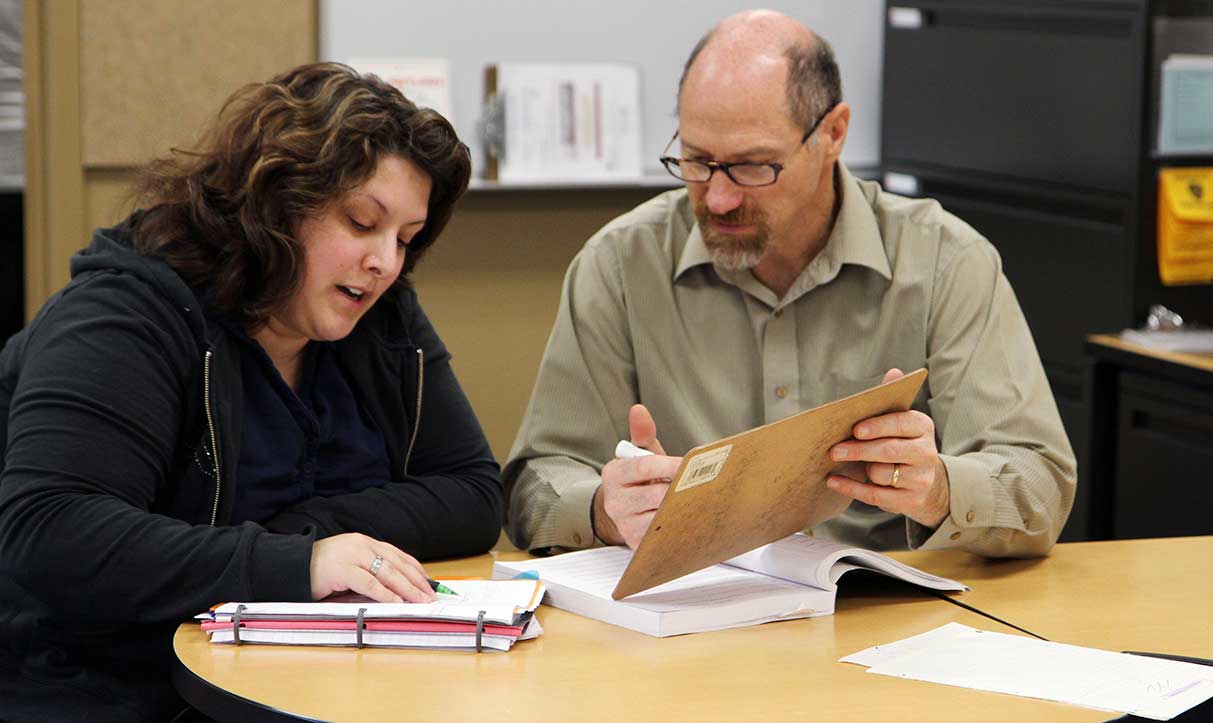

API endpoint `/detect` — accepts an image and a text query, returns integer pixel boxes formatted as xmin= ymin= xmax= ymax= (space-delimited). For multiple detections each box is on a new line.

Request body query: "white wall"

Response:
xmin=320 ymin=1 xmax=885 ymax=176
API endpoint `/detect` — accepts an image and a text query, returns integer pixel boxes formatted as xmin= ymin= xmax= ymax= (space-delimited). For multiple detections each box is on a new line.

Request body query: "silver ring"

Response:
xmin=370 ymin=554 xmax=384 ymax=575
xmin=890 ymin=464 xmax=901 ymax=488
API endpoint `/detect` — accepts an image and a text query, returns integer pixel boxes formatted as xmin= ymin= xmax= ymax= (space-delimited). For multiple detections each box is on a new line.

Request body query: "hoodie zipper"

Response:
xmin=204 ymin=349 xmax=222 ymax=526
xmin=403 ymin=348 xmax=423 ymax=475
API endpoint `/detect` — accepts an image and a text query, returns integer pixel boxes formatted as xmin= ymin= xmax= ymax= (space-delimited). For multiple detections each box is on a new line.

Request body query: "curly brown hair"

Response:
xmin=132 ymin=62 xmax=471 ymax=328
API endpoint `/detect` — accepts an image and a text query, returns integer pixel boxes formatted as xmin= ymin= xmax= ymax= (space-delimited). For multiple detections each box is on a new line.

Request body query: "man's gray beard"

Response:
xmin=704 ymin=234 xmax=767 ymax=271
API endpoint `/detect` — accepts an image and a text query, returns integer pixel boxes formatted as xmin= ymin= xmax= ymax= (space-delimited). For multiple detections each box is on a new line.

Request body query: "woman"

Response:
xmin=0 ymin=63 xmax=502 ymax=721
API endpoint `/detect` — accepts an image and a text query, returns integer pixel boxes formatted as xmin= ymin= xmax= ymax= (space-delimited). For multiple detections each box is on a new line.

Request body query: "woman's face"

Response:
xmin=258 ymin=155 xmax=432 ymax=355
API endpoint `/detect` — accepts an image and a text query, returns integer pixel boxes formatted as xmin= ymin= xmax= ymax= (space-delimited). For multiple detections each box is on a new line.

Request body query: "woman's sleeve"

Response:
xmin=0 ymin=273 xmax=314 ymax=624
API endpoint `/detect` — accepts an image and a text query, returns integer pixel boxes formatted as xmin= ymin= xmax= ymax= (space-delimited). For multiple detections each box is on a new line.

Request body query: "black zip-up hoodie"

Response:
xmin=0 ymin=216 xmax=503 ymax=721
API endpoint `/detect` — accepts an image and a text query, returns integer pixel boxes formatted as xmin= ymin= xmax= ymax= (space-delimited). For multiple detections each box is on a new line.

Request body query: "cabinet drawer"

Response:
xmin=1113 ymin=371 xmax=1213 ymax=538
xmin=883 ymin=1 xmax=1145 ymax=192
xmin=926 ymin=189 xmax=1130 ymax=370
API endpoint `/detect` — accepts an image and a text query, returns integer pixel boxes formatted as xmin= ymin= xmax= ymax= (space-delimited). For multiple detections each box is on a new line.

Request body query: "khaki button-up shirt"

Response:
xmin=503 ymin=165 xmax=1076 ymax=558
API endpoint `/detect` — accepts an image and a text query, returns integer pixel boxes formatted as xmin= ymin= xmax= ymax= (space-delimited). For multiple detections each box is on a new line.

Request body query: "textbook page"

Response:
xmin=495 ymin=546 xmax=832 ymax=637
xmin=723 ymin=534 xmax=968 ymax=592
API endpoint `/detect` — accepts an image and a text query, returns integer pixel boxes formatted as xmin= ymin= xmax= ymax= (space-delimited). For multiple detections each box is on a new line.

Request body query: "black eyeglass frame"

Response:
xmin=658 ymin=102 xmax=838 ymax=187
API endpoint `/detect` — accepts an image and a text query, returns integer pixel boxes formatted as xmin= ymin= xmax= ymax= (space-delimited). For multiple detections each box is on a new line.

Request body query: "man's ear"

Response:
xmin=823 ymin=102 xmax=851 ymax=161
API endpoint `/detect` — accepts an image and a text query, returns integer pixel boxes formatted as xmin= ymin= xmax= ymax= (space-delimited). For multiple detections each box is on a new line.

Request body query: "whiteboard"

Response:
xmin=320 ymin=0 xmax=885 ymax=178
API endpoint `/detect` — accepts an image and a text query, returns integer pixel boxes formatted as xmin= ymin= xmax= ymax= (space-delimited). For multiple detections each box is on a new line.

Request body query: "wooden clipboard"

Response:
xmin=611 ymin=369 xmax=928 ymax=600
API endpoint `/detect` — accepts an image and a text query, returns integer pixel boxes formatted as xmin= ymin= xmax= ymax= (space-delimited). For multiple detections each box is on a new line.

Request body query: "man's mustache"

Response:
xmin=700 ymin=206 xmax=761 ymax=227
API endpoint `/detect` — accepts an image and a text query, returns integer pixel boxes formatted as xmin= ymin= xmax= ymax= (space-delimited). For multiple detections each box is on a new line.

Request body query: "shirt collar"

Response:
xmin=673 ymin=163 xmax=893 ymax=287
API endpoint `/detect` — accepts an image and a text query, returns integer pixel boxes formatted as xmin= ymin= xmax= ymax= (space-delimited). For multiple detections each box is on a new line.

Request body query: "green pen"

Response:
xmin=427 ymin=578 xmax=458 ymax=596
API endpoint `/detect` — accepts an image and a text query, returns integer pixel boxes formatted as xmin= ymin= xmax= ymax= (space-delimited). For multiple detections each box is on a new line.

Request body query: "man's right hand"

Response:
xmin=592 ymin=404 xmax=682 ymax=549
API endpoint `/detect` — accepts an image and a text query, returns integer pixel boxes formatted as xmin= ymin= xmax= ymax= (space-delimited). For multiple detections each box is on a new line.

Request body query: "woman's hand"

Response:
xmin=309 ymin=533 xmax=436 ymax=603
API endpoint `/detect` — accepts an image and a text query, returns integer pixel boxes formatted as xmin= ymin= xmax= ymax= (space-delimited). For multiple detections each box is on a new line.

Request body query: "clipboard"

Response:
xmin=611 ymin=368 xmax=928 ymax=600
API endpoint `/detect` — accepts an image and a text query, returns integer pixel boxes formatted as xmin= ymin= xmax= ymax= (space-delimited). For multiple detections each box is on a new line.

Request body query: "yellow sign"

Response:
xmin=1158 ymin=167 xmax=1213 ymax=285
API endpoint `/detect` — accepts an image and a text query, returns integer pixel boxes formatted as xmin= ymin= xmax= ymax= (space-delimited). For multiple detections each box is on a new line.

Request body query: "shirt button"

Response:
xmin=950 ymin=531 xmax=962 ymax=541
xmin=966 ymin=511 xmax=976 ymax=524
xmin=773 ymin=308 xmax=783 ymax=318
xmin=573 ymin=533 xmax=582 ymax=546
xmin=775 ymin=386 xmax=788 ymax=399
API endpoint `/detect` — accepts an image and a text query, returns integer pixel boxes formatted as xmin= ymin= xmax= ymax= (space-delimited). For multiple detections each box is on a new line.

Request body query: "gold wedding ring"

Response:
xmin=890 ymin=464 xmax=901 ymax=488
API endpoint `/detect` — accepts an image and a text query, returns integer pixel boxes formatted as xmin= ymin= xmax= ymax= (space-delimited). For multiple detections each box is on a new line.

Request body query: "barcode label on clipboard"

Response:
xmin=675 ymin=445 xmax=733 ymax=492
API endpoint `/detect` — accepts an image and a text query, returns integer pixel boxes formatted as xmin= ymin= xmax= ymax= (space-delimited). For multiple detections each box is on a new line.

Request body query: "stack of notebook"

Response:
xmin=196 ymin=579 xmax=545 ymax=652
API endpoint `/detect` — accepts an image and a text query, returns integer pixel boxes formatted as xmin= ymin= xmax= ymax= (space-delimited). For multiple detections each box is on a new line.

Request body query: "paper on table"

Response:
xmin=842 ymin=623 xmax=1213 ymax=721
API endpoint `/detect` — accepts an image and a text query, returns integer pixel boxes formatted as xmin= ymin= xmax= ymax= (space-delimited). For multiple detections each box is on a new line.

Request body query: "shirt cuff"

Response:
xmin=912 ymin=454 xmax=995 ymax=550
xmin=551 ymin=477 xmax=601 ymax=550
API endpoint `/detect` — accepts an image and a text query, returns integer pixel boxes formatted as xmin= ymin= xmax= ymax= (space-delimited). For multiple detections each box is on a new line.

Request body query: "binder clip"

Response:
xmin=475 ymin=610 xmax=486 ymax=653
xmin=231 ymin=604 xmax=247 ymax=646
xmin=355 ymin=607 xmax=368 ymax=649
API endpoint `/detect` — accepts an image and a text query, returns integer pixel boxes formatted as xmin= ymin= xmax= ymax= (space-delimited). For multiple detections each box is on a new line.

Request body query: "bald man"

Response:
xmin=504 ymin=11 xmax=1075 ymax=558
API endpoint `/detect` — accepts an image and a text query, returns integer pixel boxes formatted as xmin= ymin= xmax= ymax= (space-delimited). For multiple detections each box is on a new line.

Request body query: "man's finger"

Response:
xmin=629 ymin=404 xmax=667 ymax=456
xmin=867 ymin=461 xmax=900 ymax=487
xmin=881 ymin=368 xmax=904 ymax=385
xmin=827 ymin=474 xmax=906 ymax=509
xmin=853 ymin=410 xmax=930 ymax=440
xmin=621 ymin=480 xmax=669 ymax=513
xmin=835 ymin=438 xmax=917 ymax=465
xmin=610 ymin=455 xmax=681 ymax=486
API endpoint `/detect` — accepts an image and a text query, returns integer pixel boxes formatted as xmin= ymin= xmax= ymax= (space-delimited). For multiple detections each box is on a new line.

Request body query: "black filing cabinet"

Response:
xmin=882 ymin=0 xmax=1213 ymax=540
xmin=1087 ymin=336 xmax=1213 ymax=539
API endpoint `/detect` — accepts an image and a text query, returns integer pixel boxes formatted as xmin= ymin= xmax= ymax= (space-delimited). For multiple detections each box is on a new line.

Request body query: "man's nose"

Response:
xmin=704 ymin=171 xmax=744 ymax=215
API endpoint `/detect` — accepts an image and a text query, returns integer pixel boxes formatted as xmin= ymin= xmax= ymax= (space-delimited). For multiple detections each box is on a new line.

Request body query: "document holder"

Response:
xmin=612 ymin=369 xmax=928 ymax=599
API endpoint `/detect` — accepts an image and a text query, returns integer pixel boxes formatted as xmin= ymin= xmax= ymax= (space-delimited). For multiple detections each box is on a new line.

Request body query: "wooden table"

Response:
xmin=174 ymin=536 xmax=1213 ymax=722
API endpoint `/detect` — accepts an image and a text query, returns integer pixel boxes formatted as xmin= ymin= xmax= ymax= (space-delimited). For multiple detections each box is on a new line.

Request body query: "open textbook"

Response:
xmin=493 ymin=534 xmax=966 ymax=638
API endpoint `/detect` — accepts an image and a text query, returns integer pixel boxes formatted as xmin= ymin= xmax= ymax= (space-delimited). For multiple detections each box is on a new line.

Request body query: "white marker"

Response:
xmin=614 ymin=440 xmax=655 ymax=459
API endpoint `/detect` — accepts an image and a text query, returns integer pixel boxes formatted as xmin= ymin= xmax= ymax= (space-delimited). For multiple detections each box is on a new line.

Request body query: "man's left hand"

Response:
xmin=825 ymin=369 xmax=950 ymax=529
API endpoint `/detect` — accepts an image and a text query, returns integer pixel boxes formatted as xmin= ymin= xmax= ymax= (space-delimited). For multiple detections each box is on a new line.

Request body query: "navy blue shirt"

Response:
xmin=229 ymin=331 xmax=393 ymax=526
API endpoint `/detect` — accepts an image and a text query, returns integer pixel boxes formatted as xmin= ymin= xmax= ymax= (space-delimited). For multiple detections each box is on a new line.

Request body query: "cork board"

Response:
xmin=613 ymin=369 xmax=928 ymax=599
xmin=80 ymin=0 xmax=316 ymax=168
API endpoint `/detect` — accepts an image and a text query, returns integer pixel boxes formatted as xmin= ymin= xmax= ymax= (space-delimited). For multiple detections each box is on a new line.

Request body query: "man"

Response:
xmin=504 ymin=10 xmax=1075 ymax=558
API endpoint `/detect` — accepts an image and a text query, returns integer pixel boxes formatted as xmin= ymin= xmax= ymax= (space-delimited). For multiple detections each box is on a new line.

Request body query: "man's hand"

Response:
xmin=310 ymin=533 xmax=437 ymax=603
xmin=825 ymin=369 xmax=950 ymax=529
xmin=592 ymin=404 xmax=682 ymax=549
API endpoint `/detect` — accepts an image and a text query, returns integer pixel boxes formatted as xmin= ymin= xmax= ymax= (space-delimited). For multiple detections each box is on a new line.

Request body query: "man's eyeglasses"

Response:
xmin=659 ymin=103 xmax=836 ymax=187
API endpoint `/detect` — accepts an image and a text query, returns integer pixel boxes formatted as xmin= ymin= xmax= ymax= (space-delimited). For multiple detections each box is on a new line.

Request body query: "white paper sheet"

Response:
xmin=842 ymin=623 xmax=1213 ymax=721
